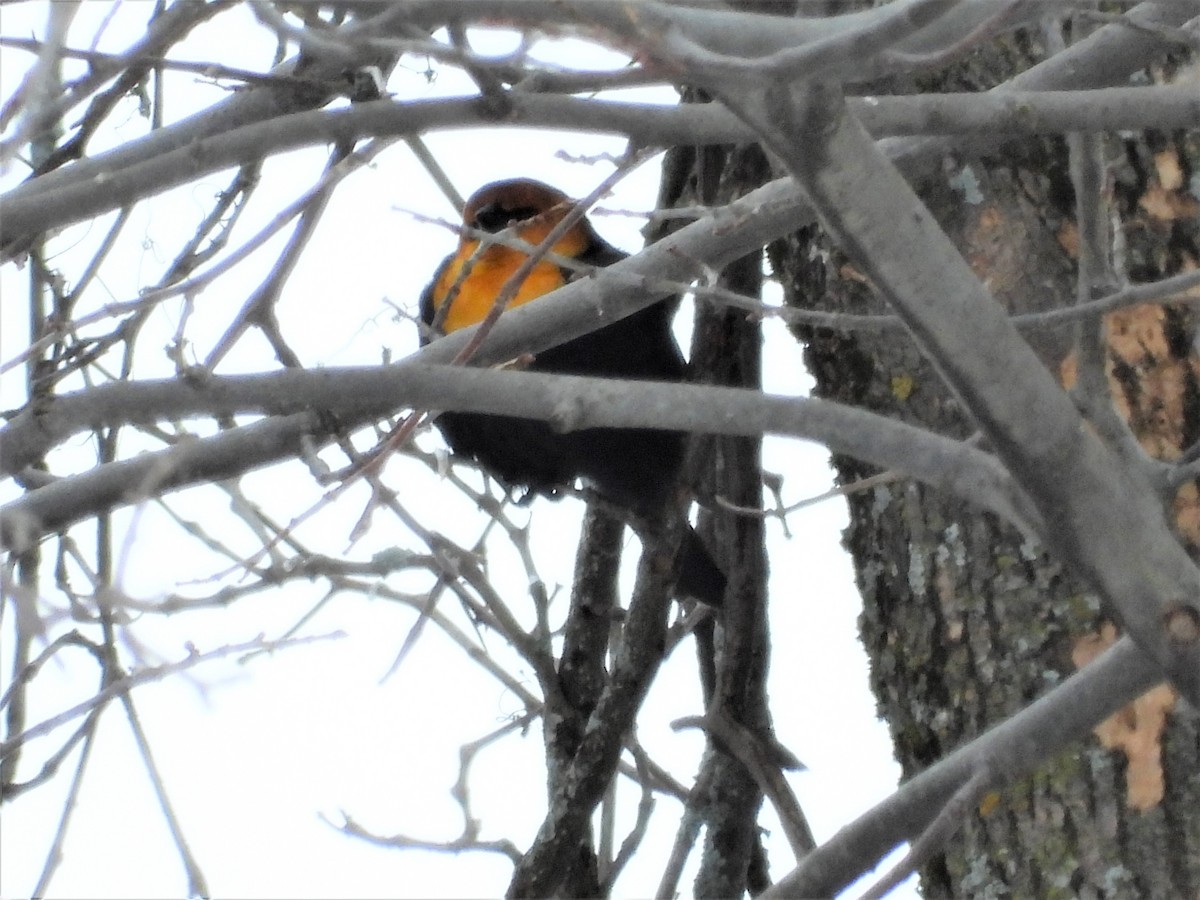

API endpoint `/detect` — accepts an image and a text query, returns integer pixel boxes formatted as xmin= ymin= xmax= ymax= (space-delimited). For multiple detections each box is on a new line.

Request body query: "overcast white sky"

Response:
xmin=0 ymin=4 xmax=916 ymax=897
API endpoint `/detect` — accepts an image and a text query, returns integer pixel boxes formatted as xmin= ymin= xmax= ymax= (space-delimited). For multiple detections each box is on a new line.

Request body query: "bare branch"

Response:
xmin=857 ymin=765 xmax=992 ymax=900
xmin=9 ymin=81 xmax=1200 ymax=254
xmin=507 ymin=516 xmax=684 ymax=896
xmin=0 ymin=363 xmax=1042 ymax=549
xmin=766 ymin=636 xmax=1166 ymax=897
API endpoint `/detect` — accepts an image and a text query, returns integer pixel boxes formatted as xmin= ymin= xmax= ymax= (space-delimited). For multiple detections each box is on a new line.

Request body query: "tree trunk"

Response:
xmin=769 ymin=25 xmax=1200 ymax=900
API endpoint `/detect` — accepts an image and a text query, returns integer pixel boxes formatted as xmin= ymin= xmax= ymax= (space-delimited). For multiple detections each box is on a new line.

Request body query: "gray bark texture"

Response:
xmin=768 ymin=25 xmax=1200 ymax=900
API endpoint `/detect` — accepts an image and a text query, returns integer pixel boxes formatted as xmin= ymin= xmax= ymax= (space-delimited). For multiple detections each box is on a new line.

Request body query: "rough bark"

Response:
xmin=547 ymin=505 xmax=625 ymax=897
xmin=769 ymin=24 xmax=1200 ymax=900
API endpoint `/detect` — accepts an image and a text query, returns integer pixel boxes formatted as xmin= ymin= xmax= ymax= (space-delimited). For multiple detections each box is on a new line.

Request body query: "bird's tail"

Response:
xmin=677 ymin=527 xmax=726 ymax=608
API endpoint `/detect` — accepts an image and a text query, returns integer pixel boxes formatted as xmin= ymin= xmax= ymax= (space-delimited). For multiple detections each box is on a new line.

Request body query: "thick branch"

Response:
xmin=7 ymin=81 xmax=1199 ymax=254
xmin=506 ymin=513 xmax=682 ymax=896
xmin=765 ymin=637 xmax=1165 ymax=897
xmin=0 ymin=362 xmax=1038 ymax=551
xmin=0 ymin=411 xmax=321 ymax=553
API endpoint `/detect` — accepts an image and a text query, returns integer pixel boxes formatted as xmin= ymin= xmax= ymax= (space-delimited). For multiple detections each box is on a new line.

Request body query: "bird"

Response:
xmin=419 ymin=178 xmax=726 ymax=607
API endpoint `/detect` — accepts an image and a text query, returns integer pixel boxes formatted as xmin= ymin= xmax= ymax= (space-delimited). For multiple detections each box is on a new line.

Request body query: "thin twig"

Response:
xmin=673 ymin=712 xmax=815 ymax=860
xmin=0 ymin=633 xmax=343 ymax=762
xmin=0 ymin=35 xmax=326 ymax=87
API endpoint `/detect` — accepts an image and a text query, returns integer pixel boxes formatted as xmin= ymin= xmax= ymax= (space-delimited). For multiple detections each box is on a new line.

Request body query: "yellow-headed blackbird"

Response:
xmin=420 ymin=178 xmax=725 ymax=606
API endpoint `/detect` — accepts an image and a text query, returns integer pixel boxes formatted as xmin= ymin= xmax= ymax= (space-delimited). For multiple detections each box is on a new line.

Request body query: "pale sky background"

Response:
xmin=1 ymin=4 xmax=916 ymax=897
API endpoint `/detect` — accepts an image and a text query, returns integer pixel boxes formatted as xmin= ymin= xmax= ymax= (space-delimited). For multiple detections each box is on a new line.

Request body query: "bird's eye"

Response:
xmin=473 ymin=203 xmax=540 ymax=233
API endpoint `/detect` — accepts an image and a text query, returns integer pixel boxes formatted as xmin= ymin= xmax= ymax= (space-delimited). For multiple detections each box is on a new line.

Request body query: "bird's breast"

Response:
xmin=432 ymin=242 xmax=570 ymax=333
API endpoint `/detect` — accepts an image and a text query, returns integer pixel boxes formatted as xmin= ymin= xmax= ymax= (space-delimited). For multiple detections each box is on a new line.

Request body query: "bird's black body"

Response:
xmin=420 ymin=180 xmax=725 ymax=606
